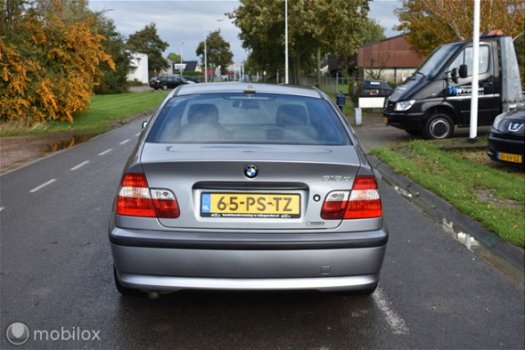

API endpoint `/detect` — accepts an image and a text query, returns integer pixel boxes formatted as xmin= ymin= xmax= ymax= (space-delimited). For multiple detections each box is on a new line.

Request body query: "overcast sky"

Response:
xmin=88 ymin=0 xmax=403 ymax=64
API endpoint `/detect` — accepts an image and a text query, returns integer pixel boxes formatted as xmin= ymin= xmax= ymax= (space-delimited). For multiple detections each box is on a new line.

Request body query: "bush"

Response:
xmin=0 ymin=6 xmax=115 ymax=124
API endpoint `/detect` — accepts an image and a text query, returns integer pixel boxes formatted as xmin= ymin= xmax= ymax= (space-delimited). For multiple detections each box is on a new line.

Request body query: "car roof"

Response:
xmin=173 ymin=82 xmax=323 ymax=98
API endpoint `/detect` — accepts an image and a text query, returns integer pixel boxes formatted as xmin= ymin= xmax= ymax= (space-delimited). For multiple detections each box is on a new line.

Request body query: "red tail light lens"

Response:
xmin=320 ymin=191 xmax=349 ymax=220
xmin=321 ymin=176 xmax=382 ymax=220
xmin=116 ymin=173 xmax=179 ymax=218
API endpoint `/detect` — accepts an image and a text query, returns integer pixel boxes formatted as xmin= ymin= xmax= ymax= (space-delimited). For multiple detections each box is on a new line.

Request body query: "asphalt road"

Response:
xmin=0 ymin=118 xmax=523 ymax=349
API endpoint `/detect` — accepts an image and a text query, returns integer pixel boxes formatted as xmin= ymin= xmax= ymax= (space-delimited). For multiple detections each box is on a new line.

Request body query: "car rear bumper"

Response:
xmin=110 ymin=227 xmax=387 ymax=292
xmin=116 ymin=271 xmax=380 ymax=292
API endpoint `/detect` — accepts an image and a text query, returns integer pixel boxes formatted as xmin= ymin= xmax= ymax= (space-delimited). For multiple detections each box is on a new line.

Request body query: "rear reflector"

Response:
xmin=116 ymin=173 xmax=180 ymax=218
xmin=321 ymin=176 xmax=382 ymax=220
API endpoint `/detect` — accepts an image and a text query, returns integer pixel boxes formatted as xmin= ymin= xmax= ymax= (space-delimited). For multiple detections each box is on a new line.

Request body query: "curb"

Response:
xmin=368 ymin=155 xmax=525 ymax=288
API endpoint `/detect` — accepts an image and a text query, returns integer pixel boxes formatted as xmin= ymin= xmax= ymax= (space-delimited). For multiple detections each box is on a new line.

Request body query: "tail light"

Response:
xmin=321 ymin=176 xmax=382 ymax=220
xmin=116 ymin=173 xmax=180 ymax=218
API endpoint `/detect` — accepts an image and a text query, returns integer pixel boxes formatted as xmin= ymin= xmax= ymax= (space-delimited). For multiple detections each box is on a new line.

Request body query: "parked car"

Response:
xmin=110 ymin=83 xmax=388 ymax=297
xmin=183 ymin=75 xmax=200 ymax=83
xmin=360 ymin=80 xmax=393 ymax=97
xmin=149 ymin=74 xmax=194 ymax=90
xmin=383 ymin=34 xmax=522 ymax=139
xmin=487 ymin=105 xmax=524 ymax=166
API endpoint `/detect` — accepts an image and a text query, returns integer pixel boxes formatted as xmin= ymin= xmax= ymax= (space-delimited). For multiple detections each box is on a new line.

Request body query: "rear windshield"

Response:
xmin=146 ymin=93 xmax=351 ymax=145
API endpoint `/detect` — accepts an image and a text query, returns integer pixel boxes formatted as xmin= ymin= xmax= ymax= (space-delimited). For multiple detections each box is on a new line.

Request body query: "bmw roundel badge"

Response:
xmin=244 ymin=165 xmax=258 ymax=178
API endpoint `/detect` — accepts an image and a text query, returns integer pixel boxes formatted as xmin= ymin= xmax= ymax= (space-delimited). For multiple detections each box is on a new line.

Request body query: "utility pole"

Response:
xmin=284 ymin=0 xmax=289 ymax=84
xmin=204 ymin=36 xmax=208 ymax=83
xmin=468 ymin=0 xmax=480 ymax=141
xmin=179 ymin=42 xmax=184 ymax=76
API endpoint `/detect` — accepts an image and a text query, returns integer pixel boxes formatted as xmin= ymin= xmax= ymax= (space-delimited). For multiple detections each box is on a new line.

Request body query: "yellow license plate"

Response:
xmin=201 ymin=193 xmax=301 ymax=218
xmin=382 ymin=117 xmax=388 ymax=125
xmin=497 ymin=152 xmax=523 ymax=164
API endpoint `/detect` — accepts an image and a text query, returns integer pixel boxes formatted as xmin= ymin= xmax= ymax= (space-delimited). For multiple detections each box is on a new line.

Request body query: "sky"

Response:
xmin=88 ymin=0 xmax=403 ymax=64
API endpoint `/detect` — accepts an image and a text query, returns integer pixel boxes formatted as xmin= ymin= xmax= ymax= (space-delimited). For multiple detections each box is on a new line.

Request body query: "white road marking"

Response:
xmin=0 ymin=207 xmax=4 ymax=212
xmin=135 ymin=132 xmax=141 ymax=137
xmin=119 ymin=139 xmax=130 ymax=145
xmin=373 ymin=287 xmax=409 ymax=335
xmin=30 ymin=179 xmax=56 ymax=193
xmin=70 ymin=160 xmax=90 ymax=171
xmin=98 ymin=148 xmax=112 ymax=156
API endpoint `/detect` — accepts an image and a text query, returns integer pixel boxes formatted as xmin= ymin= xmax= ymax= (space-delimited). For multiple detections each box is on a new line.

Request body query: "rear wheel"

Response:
xmin=423 ymin=112 xmax=454 ymax=139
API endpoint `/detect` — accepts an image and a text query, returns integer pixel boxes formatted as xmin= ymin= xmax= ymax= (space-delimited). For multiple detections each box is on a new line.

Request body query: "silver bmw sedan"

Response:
xmin=110 ymin=82 xmax=388 ymax=296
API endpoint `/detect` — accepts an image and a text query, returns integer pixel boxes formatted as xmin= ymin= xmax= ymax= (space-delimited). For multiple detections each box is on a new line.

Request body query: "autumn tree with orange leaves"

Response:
xmin=396 ymin=0 xmax=524 ymax=87
xmin=396 ymin=0 xmax=524 ymax=55
xmin=0 ymin=0 xmax=115 ymax=124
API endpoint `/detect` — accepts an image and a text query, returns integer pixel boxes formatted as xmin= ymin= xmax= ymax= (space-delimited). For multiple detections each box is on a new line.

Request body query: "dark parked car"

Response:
xmin=110 ymin=83 xmax=388 ymax=297
xmin=487 ymin=105 xmax=524 ymax=165
xmin=149 ymin=74 xmax=194 ymax=90
xmin=360 ymin=80 xmax=393 ymax=97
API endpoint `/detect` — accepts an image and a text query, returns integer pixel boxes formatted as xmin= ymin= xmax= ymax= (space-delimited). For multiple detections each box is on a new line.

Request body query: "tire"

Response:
xmin=114 ymin=267 xmax=142 ymax=296
xmin=423 ymin=112 xmax=454 ymax=139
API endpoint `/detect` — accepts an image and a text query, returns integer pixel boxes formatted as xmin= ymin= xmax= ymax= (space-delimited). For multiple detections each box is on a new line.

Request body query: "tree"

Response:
xmin=167 ymin=52 xmax=182 ymax=63
xmin=230 ymin=0 xmax=371 ymax=84
xmin=126 ymin=23 xmax=169 ymax=77
xmin=93 ymin=14 xmax=130 ymax=94
xmin=0 ymin=0 xmax=115 ymax=124
xmin=396 ymin=0 xmax=525 ymax=56
xmin=196 ymin=30 xmax=234 ymax=75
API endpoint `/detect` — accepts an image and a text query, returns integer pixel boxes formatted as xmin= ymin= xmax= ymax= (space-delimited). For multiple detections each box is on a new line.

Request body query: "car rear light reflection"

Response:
xmin=116 ymin=173 xmax=180 ymax=218
xmin=321 ymin=176 xmax=382 ymax=220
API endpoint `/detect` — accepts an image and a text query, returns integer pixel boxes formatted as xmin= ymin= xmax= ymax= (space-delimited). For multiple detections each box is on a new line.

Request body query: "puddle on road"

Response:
xmin=45 ymin=134 xmax=98 ymax=153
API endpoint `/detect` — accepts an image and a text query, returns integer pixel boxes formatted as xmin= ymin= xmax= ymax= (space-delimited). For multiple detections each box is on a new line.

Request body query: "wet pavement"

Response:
xmin=0 ymin=117 xmax=523 ymax=349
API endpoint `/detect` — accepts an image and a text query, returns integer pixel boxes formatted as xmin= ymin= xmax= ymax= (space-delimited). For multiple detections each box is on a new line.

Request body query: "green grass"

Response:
xmin=370 ymin=140 xmax=525 ymax=247
xmin=0 ymin=91 xmax=168 ymax=137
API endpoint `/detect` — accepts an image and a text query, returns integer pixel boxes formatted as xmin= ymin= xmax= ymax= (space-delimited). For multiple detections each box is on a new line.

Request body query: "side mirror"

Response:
xmin=142 ymin=120 xmax=148 ymax=129
xmin=451 ymin=68 xmax=459 ymax=84
xmin=459 ymin=64 xmax=468 ymax=79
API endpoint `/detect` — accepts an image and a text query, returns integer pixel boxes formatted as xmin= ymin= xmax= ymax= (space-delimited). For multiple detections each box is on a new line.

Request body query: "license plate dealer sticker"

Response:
xmin=497 ymin=152 xmax=522 ymax=164
xmin=201 ymin=193 xmax=301 ymax=218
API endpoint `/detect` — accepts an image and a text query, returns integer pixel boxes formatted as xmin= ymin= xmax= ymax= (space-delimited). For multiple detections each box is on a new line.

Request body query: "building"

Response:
xmin=358 ymin=35 xmax=425 ymax=83
xmin=126 ymin=52 xmax=149 ymax=84
xmin=172 ymin=60 xmax=200 ymax=74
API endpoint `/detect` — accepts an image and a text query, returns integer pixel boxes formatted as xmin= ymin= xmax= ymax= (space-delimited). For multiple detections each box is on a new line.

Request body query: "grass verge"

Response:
xmin=0 ymin=91 xmax=168 ymax=137
xmin=370 ymin=140 xmax=524 ymax=247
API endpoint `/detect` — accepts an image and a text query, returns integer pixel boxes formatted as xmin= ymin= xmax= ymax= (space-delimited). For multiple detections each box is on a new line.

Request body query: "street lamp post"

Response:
xmin=284 ymin=0 xmax=289 ymax=84
xmin=204 ymin=37 xmax=208 ymax=83
xmin=468 ymin=0 xmax=481 ymax=141
xmin=179 ymin=42 xmax=184 ymax=76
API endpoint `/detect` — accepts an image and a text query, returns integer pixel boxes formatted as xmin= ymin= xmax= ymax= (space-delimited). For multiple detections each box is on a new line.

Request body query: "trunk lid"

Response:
xmin=140 ymin=143 xmax=362 ymax=230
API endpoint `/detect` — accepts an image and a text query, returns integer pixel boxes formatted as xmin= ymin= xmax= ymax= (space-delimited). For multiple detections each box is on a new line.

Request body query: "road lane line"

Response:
xmin=373 ymin=287 xmax=409 ymax=335
xmin=119 ymin=139 xmax=130 ymax=145
xmin=99 ymin=148 xmax=112 ymax=156
xmin=30 ymin=179 xmax=56 ymax=193
xmin=135 ymin=132 xmax=141 ymax=137
xmin=70 ymin=160 xmax=90 ymax=171
xmin=0 ymin=207 xmax=4 ymax=212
